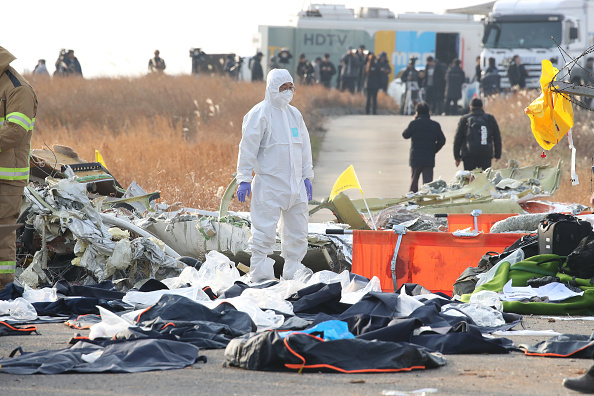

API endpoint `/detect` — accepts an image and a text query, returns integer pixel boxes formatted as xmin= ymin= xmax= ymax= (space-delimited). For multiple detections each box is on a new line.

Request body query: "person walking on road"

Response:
xmin=402 ymin=102 xmax=446 ymax=193
xmin=453 ymin=98 xmax=502 ymax=171
xmin=235 ymin=69 xmax=314 ymax=282
xmin=0 ymin=46 xmax=38 ymax=290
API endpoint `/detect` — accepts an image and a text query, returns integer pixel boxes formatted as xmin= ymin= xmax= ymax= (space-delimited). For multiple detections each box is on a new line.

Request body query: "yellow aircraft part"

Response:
xmin=525 ymin=59 xmax=573 ymax=150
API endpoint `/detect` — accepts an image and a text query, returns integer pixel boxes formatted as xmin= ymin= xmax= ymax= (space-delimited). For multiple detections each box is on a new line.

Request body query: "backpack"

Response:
xmin=562 ymin=233 xmax=594 ymax=280
xmin=466 ymin=114 xmax=492 ymax=156
xmin=501 ymin=233 xmax=539 ymax=259
xmin=538 ymin=213 xmax=593 ymax=256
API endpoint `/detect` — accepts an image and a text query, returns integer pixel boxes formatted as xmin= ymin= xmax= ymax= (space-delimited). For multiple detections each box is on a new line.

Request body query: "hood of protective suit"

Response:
xmin=265 ymin=69 xmax=294 ymax=110
xmin=0 ymin=47 xmax=16 ymax=74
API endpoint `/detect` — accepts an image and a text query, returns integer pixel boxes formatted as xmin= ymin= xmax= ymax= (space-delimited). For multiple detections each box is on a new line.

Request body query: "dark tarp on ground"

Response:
xmin=520 ymin=333 xmax=594 ymax=358
xmin=220 ymin=280 xmax=279 ymax=299
xmin=135 ymin=294 xmax=256 ymax=340
xmin=0 ymin=338 xmax=200 ymax=374
xmin=336 ymin=294 xmax=516 ymax=354
xmin=65 ymin=314 xmax=103 ymax=330
xmin=0 ymin=283 xmax=24 ymax=300
xmin=224 ymin=330 xmax=446 ymax=373
xmin=55 ymin=280 xmax=125 ymax=300
xmin=288 ymin=282 xmax=351 ymax=316
xmin=0 ymin=321 xmax=37 ymax=336
xmin=32 ymin=297 xmax=130 ymax=316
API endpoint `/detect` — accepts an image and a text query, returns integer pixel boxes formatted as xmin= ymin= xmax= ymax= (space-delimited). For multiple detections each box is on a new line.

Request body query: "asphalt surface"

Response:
xmin=310 ymin=114 xmax=461 ymax=223
xmin=1 ymin=317 xmax=592 ymax=395
xmin=1 ymin=115 xmax=592 ymax=395
xmin=312 ymin=114 xmax=461 ymax=201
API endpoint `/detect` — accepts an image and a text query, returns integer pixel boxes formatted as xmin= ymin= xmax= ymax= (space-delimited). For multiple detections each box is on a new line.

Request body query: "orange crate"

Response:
xmin=351 ymin=230 xmax=527 ymax=295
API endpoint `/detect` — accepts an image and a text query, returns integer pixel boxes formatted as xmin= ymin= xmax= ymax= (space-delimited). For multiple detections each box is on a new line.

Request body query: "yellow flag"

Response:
xmin=525 ymin=59 xmax=573 ymax=150
xmin=95 ymin=150 xmax=107 ymax=169
xmin=330 ymin=165 xmax=364 ymax=200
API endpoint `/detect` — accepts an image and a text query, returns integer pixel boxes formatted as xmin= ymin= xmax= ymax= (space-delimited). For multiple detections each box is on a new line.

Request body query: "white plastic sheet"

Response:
xmin=442 ymin=303 xmax=505 ymax=327
xmin=341 ymin=276 xmax=382 ymax=304
xmin=204 ymin=295 xmax=285 ymax=332
xmin=89 ymin=306 xmax=133 ymax=340
xmin=22 ymin=285 xmax=57 ymax=303
xmin=0 ymin=298 xmax=38 ymax=321
xmin=122 ymin=285 xmax=211 ymax=308
xmin=167 ymin=251 xmax=240 ymax=295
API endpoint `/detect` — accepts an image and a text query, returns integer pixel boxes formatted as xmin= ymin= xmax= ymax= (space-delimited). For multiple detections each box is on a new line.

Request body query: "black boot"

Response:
xmin=564 ymin=365 xmax=594 ymax=393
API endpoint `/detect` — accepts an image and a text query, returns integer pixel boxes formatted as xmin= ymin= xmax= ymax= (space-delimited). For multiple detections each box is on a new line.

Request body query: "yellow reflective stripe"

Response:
xmin=0 ymin=261 xmax=16 ymax=273
xmin=0 ymin=166 xmax=29 ymax=180
xmin=6 ymin=112 xmax=33 ymax=131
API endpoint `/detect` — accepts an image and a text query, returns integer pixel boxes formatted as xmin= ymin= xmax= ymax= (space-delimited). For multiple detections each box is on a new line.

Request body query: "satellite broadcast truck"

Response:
xmin=481 ymin=0 xmax=594 ymax=89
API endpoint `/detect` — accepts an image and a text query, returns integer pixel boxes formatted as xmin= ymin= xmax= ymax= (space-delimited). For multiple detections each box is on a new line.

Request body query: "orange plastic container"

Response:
xmin=351 ymin=230 xmax=527 ymax=295
xmin=444 ymin=213 xmax=518 ymax=233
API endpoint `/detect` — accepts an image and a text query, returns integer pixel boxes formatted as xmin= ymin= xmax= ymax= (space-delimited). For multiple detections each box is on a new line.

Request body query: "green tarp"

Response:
xmin=461 ymin=255 xmax=594 ymax=315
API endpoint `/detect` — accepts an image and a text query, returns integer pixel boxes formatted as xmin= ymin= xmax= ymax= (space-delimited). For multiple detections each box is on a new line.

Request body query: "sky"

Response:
xmin=6 ymin=0 xmax=486 ymax=78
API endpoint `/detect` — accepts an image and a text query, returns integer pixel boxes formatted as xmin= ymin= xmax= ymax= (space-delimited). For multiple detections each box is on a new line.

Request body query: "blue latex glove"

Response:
xmin=237 ymin=182 xmax=251 ymax=203
xmin=304 ymin=178 xmax=313 ymax=202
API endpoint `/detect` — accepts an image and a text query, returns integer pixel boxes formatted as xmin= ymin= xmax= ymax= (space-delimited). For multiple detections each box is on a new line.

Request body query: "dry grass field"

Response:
xmin=26 ymin=74 xmax=397 ymax=211
xmin=487 ymin=90 xmax=594 ymax=206
xmin=26 ymin=73 xmax=594 ymax=210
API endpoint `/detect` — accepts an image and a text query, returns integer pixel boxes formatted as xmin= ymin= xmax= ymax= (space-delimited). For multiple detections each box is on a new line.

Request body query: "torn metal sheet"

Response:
xmin=17 ymin=177 xmax=184 ymax=289
xmin=309 ymin=161 xmax=563 ymax=229
xmin=30 ymin=145 xmax=125 ymax=197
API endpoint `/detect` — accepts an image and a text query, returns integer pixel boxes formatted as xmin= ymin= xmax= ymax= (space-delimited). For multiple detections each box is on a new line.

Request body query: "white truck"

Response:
xmin=481 ymin=0 xmax=594 ymax=89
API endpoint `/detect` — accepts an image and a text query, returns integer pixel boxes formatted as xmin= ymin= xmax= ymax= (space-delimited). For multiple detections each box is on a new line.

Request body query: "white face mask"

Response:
xmin=270 ymin=90 xmax=293 ymax=109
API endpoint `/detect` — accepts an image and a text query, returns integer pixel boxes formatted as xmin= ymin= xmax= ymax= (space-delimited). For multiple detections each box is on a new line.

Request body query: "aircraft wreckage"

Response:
xmin=15 ymin=145 xmax=575 ymax=290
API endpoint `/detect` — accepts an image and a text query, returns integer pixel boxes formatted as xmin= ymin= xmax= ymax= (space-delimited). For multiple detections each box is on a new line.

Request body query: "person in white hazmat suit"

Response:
xmin=236 ymin=68 xmax=314 ymax=282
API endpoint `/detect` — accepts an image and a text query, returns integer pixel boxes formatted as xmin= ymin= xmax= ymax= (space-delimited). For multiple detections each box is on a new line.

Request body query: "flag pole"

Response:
xmin=361 ymin=194 xmax=377 ymax=230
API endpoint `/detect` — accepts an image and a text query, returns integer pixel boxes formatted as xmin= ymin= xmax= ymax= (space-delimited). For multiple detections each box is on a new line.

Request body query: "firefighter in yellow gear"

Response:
xmin=0 ymin=47 xmax=38 ymax=290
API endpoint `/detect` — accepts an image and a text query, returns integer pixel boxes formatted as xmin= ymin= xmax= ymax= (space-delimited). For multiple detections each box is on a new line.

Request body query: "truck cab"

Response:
xmin=481 ymin=0 xmax=590 ymax=89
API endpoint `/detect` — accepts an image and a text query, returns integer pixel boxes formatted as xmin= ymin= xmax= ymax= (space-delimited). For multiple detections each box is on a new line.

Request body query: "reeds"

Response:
xmin=27 ymin=74 xmax=397 ymax=211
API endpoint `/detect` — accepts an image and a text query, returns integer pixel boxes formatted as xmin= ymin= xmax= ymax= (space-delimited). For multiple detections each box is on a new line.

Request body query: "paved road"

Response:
xmin=311 ymin=114 xmax=461 ymax=222
xmin=1 ymin=318 xmax=591 ymax=396
xmin=312 ymin=114 xmax=461 ymax=200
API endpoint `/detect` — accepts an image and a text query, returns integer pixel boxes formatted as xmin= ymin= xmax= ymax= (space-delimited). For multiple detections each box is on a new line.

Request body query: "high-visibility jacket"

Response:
xmin=0 ymin=46 xmax=38 ymax=195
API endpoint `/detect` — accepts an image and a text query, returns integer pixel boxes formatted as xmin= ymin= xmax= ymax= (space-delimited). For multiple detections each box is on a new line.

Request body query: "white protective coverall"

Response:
xmin=236 ymin=69 xmax=314 ymax=282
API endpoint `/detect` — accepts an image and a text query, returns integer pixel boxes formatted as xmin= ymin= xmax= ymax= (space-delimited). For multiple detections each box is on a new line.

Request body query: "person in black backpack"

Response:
xmin=453 ymin=98 xmax=501 ymax=171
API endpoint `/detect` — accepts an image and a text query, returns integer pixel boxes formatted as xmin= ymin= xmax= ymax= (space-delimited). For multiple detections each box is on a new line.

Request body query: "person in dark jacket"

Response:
xmin=320 ymin=53 xmax=336 ymax=88
xmin=340 ymin=47 xmax=362 ymax=94
xmin=402 ymin=102 xmax=446 ymax=193
xmin=507 ymin=54 xmax=527 ymax=89
xmin=65 ymin=50 xmax=83 ymax=77
xmin=423 ymin=56 xmax=446 ymax=115
xmin=377 ymin=52 xmax=392 ymax=92
xmin=250 ymin=52 xmax=264 ymax=82
xmin=453 ymin=98 xmax=502 ymax=171
xmin=444 ymin=59 xmax=466 ymax=115
xmin=481 ymin=57 xmax=500 ymax=96
xmin=365 ymin=53 xmax=382 ymax=115
xmin=474 ymin=56 xmax=482 ymax=83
